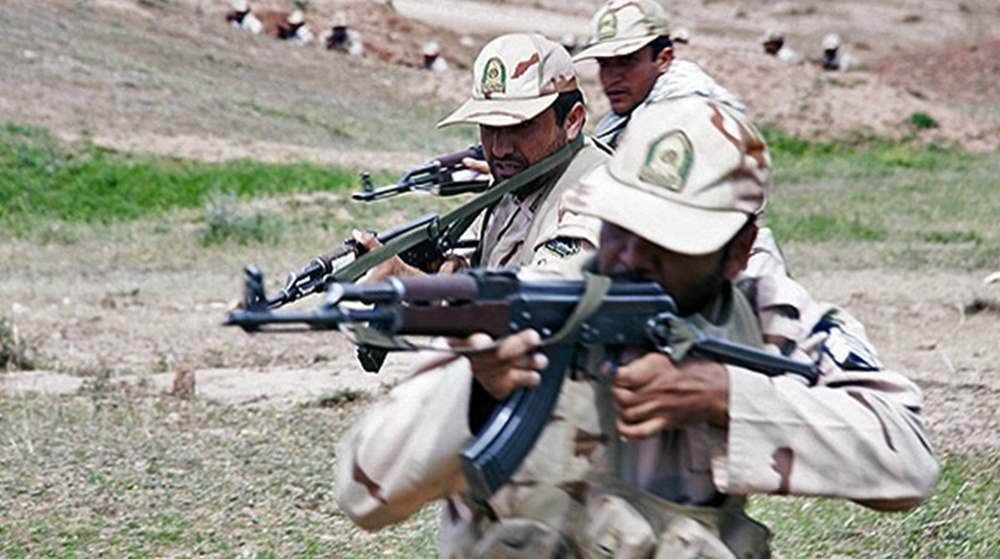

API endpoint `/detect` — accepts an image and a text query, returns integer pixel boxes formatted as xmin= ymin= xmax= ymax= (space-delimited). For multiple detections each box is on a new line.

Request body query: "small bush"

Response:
xmin=0 ymin=317 xmax=39 ymax=371
xmin=908 ymin=112 xmax=939 ymax=130
xmin=198 ymin=191 xmax=283 ymax=246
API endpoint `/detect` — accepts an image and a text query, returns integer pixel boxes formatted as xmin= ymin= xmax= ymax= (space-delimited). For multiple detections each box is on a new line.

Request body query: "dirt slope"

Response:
xmin=2 ymin=0 xmax=998 ymax=168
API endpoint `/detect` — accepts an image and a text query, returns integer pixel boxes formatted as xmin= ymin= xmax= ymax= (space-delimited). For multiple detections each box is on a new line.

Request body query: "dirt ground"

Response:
xmin=1 ymin=0 xmax=1000 ymax=458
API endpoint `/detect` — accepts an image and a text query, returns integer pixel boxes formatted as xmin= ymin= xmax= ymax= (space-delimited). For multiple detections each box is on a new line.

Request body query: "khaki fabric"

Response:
xmin=474 ymin=139 xmax=608 ymax=278
xmin=337 ymin=251 xmax=938 ymax=557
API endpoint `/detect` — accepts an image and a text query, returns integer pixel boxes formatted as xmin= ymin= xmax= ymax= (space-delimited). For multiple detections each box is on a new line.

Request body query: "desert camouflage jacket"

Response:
xmin=336 ymin=227 xmax=938 ymax=557
xmin=594 ymin=59 xmax=746 ymax=148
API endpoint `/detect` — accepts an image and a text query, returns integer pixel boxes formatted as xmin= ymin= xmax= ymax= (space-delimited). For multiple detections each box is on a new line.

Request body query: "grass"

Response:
xmin=0 ymin=390 xmax=996 ymax=558
xmin=749 ymin=453 xmax=1000 ymax=558
xmin=0 ymin=391 xmax=442 ymax=559
xmin=0 ymin=124 xmax=370 ymax=235
xmin=2 ymin=126 xmax=999 ymax=557
xmin=763 ymin=131 xmax=1000 ymax=270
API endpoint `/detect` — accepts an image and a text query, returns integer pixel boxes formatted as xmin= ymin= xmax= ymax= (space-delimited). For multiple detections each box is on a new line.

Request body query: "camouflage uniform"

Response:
xmin=471 ymin=138 xmax=606 ymax=278
xmin=337 ymin=98 xmax=938 ymax=557
xmin=590 ymin=60 xmax=745 ymax=149
xmin=437 ymin=33 xmax=610 ymax=279
xmin=573 ymin=0 xmax=745 ymax=149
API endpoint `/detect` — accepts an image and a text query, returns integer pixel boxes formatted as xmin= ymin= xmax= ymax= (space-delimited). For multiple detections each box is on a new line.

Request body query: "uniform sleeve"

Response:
xmin=717 ymin=362 xmax=938 ymax=503
xmin=336 ymin=351 xmax=475 ymax=530
xmin=715 ymin=261 xmax=939 ymax=505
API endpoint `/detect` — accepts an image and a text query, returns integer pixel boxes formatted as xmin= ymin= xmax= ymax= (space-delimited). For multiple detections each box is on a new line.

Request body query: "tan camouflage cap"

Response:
xmin=564 ymin=97 xmax=770 ymax=255
xmin=572 ymin=0 xmax=671 ymax=61
xmin=437 ymin=33 xmax=578 ymax=128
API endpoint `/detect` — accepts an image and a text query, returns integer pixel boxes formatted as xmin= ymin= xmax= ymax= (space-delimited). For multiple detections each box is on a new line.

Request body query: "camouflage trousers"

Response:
xmin=442 ymin=474 xmax=770 ymax=559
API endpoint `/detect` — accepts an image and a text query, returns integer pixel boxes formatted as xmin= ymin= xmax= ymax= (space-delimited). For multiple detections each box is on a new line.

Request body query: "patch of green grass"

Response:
xmin=762 ymin=130 xmax=1000 ymax=269
xmin=749 ymin=452 xmax=1000 ymax=558
xmin=0 ymin=124 xmax=359 ymax=236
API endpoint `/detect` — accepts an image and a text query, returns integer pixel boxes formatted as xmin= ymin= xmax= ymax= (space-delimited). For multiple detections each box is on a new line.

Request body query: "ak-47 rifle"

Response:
xmin=225 ymin=267 xmax=820 ymax=501
xmin=258 ymin=135 xmax=584 ymax=311
xmin=264 ymin=213 xmax=477 ymax=309
xmin=353 ymin=145 xmax=489 ymax=202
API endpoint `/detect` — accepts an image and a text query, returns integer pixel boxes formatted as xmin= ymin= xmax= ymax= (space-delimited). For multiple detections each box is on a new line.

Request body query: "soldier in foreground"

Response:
xmin=572 ymin=0 xmax=743 ymax=148
xmin=355 ymin=33 xmax=609 ymax=281
xmin=336 ymin=97 xmax=938 ymax=557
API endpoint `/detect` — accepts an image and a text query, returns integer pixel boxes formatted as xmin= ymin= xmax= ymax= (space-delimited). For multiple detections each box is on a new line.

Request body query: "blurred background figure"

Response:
xmin=421 ymin=41 xmax=448 ymax=71
xmin=670 ymin=26 xmax=690 ymax=45
xmin=820 ymin=33 xmax=860 ymax=71
xmin=560 ymin=33 xmax=579 ymax=55
xmin=762 ymin=29 xmax=801 ymax=63
xmin=277 ymin=9 xmax=314 ymax=46
xmin=225 ymin=0 xmax=263 ymax=35
xmin=321 ymin=11 xmax=364 ymax=56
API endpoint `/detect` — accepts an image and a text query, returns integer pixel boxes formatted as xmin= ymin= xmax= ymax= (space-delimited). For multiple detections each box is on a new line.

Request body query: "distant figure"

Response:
xmin=321 ymin=11 xmax=364 ymax=56
xmin=277 ymin=9 xmax=315 ymax=46
xmin=820 ymin=33 xmax=860 ymax=71
xmin=225 ymin=0 xmax=263 ymax=35
xmin=762 ymin=29 xmax=801 ymax=63
xmin=421 ymin=41 xmax=448 ymax=71
xmin=560 ymin=33 xmax=578 ymax=55
xmin=670 ymin=27 xmax=691 ymax=45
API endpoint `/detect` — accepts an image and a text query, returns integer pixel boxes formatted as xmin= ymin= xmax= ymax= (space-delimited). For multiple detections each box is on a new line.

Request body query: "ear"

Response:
xmin=723 ymin=222 xmax=758 ymax=280
xmin=654 ymin=47 xmax=674 ymax=74
xmin=563 ymin=101 xmax=587 ymax=141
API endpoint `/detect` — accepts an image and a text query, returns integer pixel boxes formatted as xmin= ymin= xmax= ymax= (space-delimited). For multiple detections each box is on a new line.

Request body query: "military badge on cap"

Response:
xmin=596 ymin=12 xmax=618 ymax=41
xmin=481 ymin=57 xmax=506 ymax=97
xmin=638 ymin=131 xmax=693 ymax=192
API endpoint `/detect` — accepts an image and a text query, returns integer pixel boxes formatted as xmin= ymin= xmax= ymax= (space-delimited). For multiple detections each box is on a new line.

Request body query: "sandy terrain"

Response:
xmin=1 ymin=0 xmax=999 ymax=457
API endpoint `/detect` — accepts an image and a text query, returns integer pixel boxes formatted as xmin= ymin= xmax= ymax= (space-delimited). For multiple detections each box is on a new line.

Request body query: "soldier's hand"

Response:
xmin=610 ymin=352 xmax=730 ymax=439
xmin=351 ymin=230 xmax=424 ymax=283
xmin=455 ymin=329 xmax=547 ymax=401
xmin=462 ymin=157 xmax=492 ymax=178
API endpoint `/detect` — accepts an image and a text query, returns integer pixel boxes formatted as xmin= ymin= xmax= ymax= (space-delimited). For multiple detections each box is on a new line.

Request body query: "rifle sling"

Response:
xmin=332 ymin=134 xmax=585 ymax=282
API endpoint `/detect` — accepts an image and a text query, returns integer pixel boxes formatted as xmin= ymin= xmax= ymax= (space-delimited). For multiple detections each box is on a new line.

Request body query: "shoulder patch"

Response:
xmin=815 ymin=316 xmax=883 ymax=371
xmin=543 ymin=238 xmax=582 ymax=259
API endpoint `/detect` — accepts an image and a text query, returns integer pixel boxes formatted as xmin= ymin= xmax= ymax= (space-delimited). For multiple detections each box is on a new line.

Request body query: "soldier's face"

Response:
xmin=597 ymin=222 xmax=746 ymax=316
xmin=479 ymin=108 xmax=568 ymax=182
xmin=597 ymin=46 xmax=668 ymax=116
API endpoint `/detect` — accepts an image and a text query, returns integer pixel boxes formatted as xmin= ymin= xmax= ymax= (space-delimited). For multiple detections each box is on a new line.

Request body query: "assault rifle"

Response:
xmin=226 ymin=267 xmax=820 ymax=501
xmin=354 ymin=145 xmax=489 ymax=202
xmin=264 ymin=213 xmax=476 ymax=309
xmin=259 ymin=135 xmax=587 ymax=311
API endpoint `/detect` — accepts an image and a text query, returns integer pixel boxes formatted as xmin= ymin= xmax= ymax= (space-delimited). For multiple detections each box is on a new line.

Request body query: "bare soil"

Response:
xmin=2 ymin=0 xmax=1000 ymax=458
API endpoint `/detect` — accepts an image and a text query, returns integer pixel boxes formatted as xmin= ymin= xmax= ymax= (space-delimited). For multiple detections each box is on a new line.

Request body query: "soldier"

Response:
xmin=277 ymin=9 xmax=314 ymax=46
xmin=225 ymin=0 xmax=263 ymax=35
xmin=670 ymin=26 xmax=691 ymax=45
xmin=336 ymin=96 xmax=939 ymax=557
xmin=572 ymin=0 xmax=744 ymax=148
xmin=422 ymin=41 xmax=448 ymax=71
xmin=820 ymin=33 xmax=861 ymax=71
xmin=354 ymin=33 xmax=610 ymax=281
xmin=321 ymin=11 xmax=364 ymax=57
xmin=762 ymin=29 xmax=802 ymax=63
